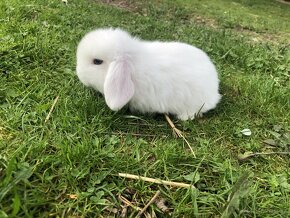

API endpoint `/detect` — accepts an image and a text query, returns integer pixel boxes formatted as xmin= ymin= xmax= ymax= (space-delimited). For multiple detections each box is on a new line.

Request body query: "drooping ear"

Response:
xmin=104 ymin=56 xmax=135 ymax=111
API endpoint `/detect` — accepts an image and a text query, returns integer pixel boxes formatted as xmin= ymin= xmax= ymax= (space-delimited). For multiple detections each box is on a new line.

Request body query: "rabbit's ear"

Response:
xmin=104 ymin=56 xmax=135 ymax=111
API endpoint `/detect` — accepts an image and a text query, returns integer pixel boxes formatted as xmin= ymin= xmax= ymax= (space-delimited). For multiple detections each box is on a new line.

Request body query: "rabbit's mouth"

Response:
xmin=76 ymin=73 xmax=90 ymax=87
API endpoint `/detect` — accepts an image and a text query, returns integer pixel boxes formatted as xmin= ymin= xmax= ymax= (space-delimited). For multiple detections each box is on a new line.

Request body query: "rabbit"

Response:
xmin=76 ymin=28 xmax=221 ymax=120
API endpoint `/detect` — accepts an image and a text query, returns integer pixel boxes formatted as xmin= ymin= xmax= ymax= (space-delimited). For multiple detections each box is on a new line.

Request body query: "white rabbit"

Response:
xmin=76 ymin=28 xmax=221 ymax=120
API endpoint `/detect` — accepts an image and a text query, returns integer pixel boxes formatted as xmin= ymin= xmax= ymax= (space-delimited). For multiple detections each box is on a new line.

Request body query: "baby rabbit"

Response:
xmin=76 ymin=28 xmax=221 ymax=120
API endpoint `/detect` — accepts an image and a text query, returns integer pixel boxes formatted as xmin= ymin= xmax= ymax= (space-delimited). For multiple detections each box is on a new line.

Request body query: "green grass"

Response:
xmin=175 ymin=0 xmax=290 ymax=33
xmin=0 ymin=0 xmax=289 ymax=217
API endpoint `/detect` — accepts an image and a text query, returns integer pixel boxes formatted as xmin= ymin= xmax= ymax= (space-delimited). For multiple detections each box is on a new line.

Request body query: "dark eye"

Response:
xmin=93 ymin=59 xmax=103 ymax=65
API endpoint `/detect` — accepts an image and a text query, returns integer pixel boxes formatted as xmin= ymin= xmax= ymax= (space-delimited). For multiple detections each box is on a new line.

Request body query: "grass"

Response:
xmin=0 ymin=0 xmax=289 ymax=217
xmin=175 ymin=0 xmax=290 ymax=33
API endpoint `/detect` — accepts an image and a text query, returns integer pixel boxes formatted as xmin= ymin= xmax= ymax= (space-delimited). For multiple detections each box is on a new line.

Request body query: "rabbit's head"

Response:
xmin=76 ymin=28 xmax=136 ymax=110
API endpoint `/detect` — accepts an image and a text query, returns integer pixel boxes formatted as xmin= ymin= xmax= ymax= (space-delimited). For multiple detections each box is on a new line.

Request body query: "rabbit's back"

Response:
xmin=129 ymin=41 xmax=221 ymax=120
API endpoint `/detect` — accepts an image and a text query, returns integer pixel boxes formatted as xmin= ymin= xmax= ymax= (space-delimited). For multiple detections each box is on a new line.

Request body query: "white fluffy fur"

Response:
xmin=76 ymin=28 xmax=221 ymax=120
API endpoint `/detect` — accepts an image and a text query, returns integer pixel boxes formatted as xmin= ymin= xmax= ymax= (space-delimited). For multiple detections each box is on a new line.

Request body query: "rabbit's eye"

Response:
xmin=93 ymin=59 xmax=103 ymax=65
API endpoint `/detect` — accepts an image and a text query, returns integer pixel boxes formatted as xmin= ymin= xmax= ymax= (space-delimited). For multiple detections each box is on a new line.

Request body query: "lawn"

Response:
xmin=0 ymin=0 xmax=289 ymax=217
